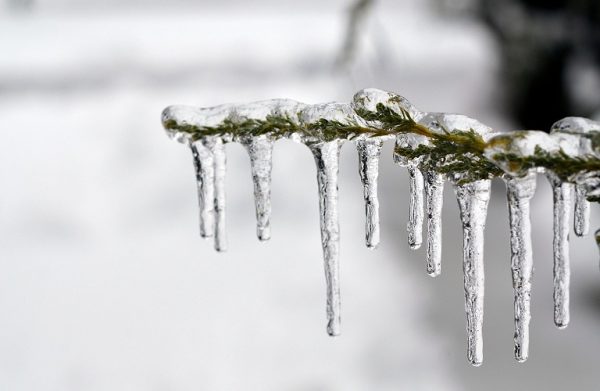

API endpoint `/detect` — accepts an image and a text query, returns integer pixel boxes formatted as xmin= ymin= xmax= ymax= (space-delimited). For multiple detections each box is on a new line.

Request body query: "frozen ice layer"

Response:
xmin=352 ymin=88 xmax=423 ymax=124
xmin=485 ymin=131 xmax=558 ymax=176
xmin=505 ymin=173 xmax=537 ymax=362
xmin=356 ymin=138 xmax=383 ymax=249
xmin=161 ymin=89 xmax=600 ymax=366
xmin=455 ymin=180 xmax=491 ymax=367
xmin=241 ymin=135 xmax=274 ymax=241
xmin=310 ymin=141 xmax=343 ymax=336
xmin=551 ymin=117 xmax=600 ymax=236
xmin=416 ymin=113 xmax=497 ymax=184
xmin=162 ymin=103 xmax=234 ymax=143
xmin=424 ymin=171 xmax=444 ymax=277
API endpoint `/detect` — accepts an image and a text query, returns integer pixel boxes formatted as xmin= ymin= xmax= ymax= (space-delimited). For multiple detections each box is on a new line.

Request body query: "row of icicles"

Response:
xmin=161 ymin=88 xmax=600 ymax=366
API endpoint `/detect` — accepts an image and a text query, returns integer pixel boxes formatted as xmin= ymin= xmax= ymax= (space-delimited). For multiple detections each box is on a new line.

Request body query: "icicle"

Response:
xmin=505 ymin=173 xmax=537 ymax=362
xmin=309 ymin=141 xmax=342 ymax=337
xmin=454 ymin=180 xmax=491 ymax=367
xmin=546 ymin=173 xmax=572 ymax=329
xmin=574 ymin=184 xmax=590 ymax=237
xmin=242 ymin=136 xmax=274 ymax=241
xmin=356 ymin=138 xmax=383 ymax=249
xmin=424 ymin=171 xmax=444 ymax=277
xmin=211 ymin=137 xmax=228 ymax=252
xmin=596 ymin=229 xmax=600 ymax=270
xmin=190 ymin=138 xmax=216 ymax=239
xmin=408 ymin=164 xmax=424 ymax=250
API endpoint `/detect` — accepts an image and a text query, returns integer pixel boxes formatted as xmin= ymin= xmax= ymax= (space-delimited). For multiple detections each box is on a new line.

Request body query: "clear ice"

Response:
xmin=596 ymin=229 xmax=600 ymax=269
xmin=455 ymin=180 xmax=491 ymax=367
xmin=212 ymin=137 xmax=228 ymax=252
xmin=550 ymin=116 xmax=599 ymax=238
xmin=574 ymin=184 xmax=590 ymax=237
xmin=546 ymin=173 xmax=572 ymax=329
xmin=190 ymin=138 xmax=216 ymax=239
xmin=424 ymin=171 xmax=444 ymax=277
xmin=407 ymin=165 xmax=424 ymax=250
xmin=355 ymin=89 xmax=426 ymax=250
xmin=162 ymin=90 xmax=600 ymax=366
xmin=356 ymin=138 xmax=383 ymax=249
xmin=310 ymin=141 xmax=343 ymax=337
xmin=505 ymin=173 xmax=537 ymax=362
xmin=241 ymin=136 xmax=274 ymax=241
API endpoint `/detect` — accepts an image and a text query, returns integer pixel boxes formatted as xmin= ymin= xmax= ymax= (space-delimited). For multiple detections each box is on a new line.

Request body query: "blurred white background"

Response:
xmin=1 ymin=0 xmax=599 ymax=389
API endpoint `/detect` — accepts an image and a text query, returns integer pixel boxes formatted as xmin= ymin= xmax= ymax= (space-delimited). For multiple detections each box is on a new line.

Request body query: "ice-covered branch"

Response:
xmin=161 ymin=88 xmax=600 ymax=366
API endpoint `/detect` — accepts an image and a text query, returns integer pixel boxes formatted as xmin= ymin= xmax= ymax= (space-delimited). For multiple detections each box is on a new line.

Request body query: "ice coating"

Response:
xmin=190 ymin=138 xmax=216 ymax=239
xmin=229 ymin=100 xmax=274 ymax=125
xmin=241 ymin=135 xmax=274 ymax=241
xmin=298 ymin=102 xmax=365 ymax=143
xmin=420 ymin=112 xmax=493 ymax=137
xmin=310 ymin=141 xmax=343 ymax=336
xmin=546 ymin=173 xmax=572 ymax=329
xmin=356 ymin=138 xmax=383 ymax=248
xmin=352 ymin=88 xmax=423 ymax=123
xmin=454 ymin=180 xmax=491 ymax=367
xmin=393 ymin=133 xmax=427 ymax=250
xmin=505 ymin=173 xmax=537 ymax=362
xmin=407 ymin=165 xmax=424 ymax=249
xmin=418 ymin=113 xmax=495 ymax=184
xmin=551 ymin=117 xmax=600 ymax=235
xmin=574 ymin=185 xmax=590 ymax=236
xmin=162 ymin=103 xmax=234 ymax=143
xmin=574 ymin=170 xmax=600 ymax=200
xmin=162 ymin=90 xmax=600 ymax=366
xmin=485 ymin=131 xmax=558 ymax=176
xmin=424 ymin=171 xmax=444 ymax=276
xmin=596 ymin=229 xmax=600 ymax=270
xmin=553 ymin=119 xmax=597 ymax=143
xmin=212 ymin=138 xmax=228 ymax=252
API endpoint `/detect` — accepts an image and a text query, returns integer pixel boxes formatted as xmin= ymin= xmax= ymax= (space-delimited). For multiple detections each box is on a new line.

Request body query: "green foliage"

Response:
xmin=164 ymin=102 xmax=600 ymax=190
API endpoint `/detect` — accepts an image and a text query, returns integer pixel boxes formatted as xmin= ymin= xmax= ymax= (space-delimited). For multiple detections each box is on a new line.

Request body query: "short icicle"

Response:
xmin=211 ymin=137 xmax=228 ymax=252
xmin=310 ymin=141 xmax=343 ymax=337
xmin=242 ymin=136 xmax=274 ymax=241
xmin=546 ymin=173 xmax=572 ymax=329
xmin=574 ymin=184 xmax=590 ymax=237
xmin=505 ymin=173 xmax=537 ymax=363
xmin=356 ymin=138 xmax=383 ymax=249
xmin=424 ymin=171 xmax=444 ymax=277
xmin=190 ymin=138 xmax=216 ymax=239
xmin=454 ymin=179 xmax=491 ymax=367
xmin=408 ymin=164 xmax=424 ymax=250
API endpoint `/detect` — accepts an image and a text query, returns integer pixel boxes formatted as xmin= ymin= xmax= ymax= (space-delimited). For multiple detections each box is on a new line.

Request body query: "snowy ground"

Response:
xmin=0 ymin=1 xmax=599 ymax=390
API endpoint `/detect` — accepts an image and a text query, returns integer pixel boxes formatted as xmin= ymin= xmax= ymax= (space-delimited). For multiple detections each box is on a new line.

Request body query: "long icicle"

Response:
xmin=242 ymin=136 xmax=274 ymax=241
xmin=212 ymin=137 xmax=228 ymax=252
xmin=408 ymin=164 xmax=424 ymax=250
xmin=596 ymin=229 xmax=600 ymax=270
xmin=424 ymin=171 xmax=444 ymax=277
xmin=455 ymin=179 xmax=491 ymax=367
xmin=356 ymin=138 xmax=383 ymax=249
xmin=190 ymin=138 xmax=215 ymax=238
xmin=546 ymin=173 xmax=572 ymax=329
xmin=574 ymin=184 xmax=590 ymax=237
xmin=505 ymin=173 xmax=537 ymax=363
xmin=310 ymin=141 xmax=342 ymax=337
